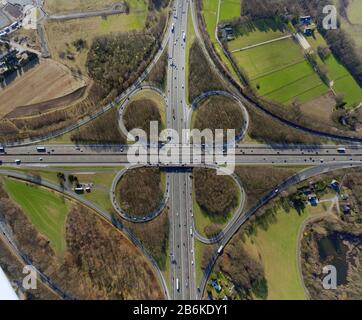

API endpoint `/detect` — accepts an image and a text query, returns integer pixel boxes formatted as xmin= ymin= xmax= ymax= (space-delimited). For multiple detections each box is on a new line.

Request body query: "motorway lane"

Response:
xmin=1 ymin=151 xmax=362 ymax=166
xmin=3 ymin=143 xmax=362 ymax=155
xmin=167 ymin=0 xmax=196 ymax=300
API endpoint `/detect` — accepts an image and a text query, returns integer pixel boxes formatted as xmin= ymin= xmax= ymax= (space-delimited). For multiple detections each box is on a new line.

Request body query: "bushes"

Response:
xmin=124 ymin=209 xmax=169 ymax=271
xmin=188 ymin=40 xmax=227 ymax=102
xmin=123 ymin=99 xmax=162 ymax=136
xmin=246 ymin=105 xmax=322 ymax=145
xmin=87 ymin=13 xmax=167 ymax=102
xmin=71 ymin=108 xmax=125 ymax=144
xmin=215 ymin=234 xmax=266 ymax=300
xmin=117 ymin=167 xmax=163 ymax=216
xmin=145 ymin=50 xmax=168 ymax=89
xmin=322 ymin=28 xmax=362 ymax=86
xmin=193 ymin=96 xmax=244 ymax=139
xmin=194 ymin=168 xmax=238 ymax=218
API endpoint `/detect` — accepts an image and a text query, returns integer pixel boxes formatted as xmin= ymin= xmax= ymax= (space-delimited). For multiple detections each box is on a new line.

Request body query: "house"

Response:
xmin=308 ymin=194 xmax=319 ymax=206
xmin=303 ymin=27 xmax=313 ymax=36
xmin=330 ymin=180 xmax=340 ymax=192
xmin=300 ymin=15 xmax=312 ymax=25
xmin=219 ymin=25 xmax=234 ymax=41
xmin=299 ymin=186 xmax=313 ymax=196
xmin=211 ymin=279 xmax=221 ymax=292
xmin=342 ymin=205 xmax=351 ymax=215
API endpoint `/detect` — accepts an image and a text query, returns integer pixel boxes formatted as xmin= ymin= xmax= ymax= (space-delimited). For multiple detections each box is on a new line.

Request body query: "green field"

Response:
xmin=245 ymin=203 xmax=328 ymax=300
xmin=324 ymin=55 xmax=362 ymax=108
xmin=202 ymin=0 xmax=240 ymax=82
xmin=232 ymin=36 xmax=331 ymax=105
xmin=76 ymin=171 xmax=118 ymax=212
xmin=3 ymin=167 xmax=120 ymax=214
xmin=308 ymin=32 xmax=362 ymax=108
xmin=233 ymin=38 xmax=305 ymax=79
xmin=263 ymin=72 xmax=329 ymax=105
xmin=3 ymin=178 xmax=71 ymax=256
xmin=219 ymin=0 xmax=241 ymax=22
xmin=228 ymin=19 xmax=287 ymax=52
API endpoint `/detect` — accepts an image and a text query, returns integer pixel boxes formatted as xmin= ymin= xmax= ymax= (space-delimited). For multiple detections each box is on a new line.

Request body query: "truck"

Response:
xmin=74 ymin=187 xmax=84 ymax=193
xmin=182 ymin=32 xmax=186 ymax=41
xmin=176 ymin=278 xmax=180 ymax=291
xmin=217 ymin=245 xmax=224 ymax=255
xmin=36 ymin=146 xmax=46 ymax=152
xmin=190 ymin=227 xmax=193 ymax=237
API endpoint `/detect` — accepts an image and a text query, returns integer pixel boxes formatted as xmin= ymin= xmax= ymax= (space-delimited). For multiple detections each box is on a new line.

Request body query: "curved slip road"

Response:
xmin=110 ymin=164 xmax=170 ymax=223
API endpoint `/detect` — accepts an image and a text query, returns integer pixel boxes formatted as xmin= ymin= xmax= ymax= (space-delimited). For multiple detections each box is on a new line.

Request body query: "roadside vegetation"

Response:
xmin=188 ymin=40 xmax=228 ymax=102
xmin=0 ymin=240 xmax=60 ymax=300
xmin=1 ymin=166 xmax=121 ymax=215
xmin=207 ymin=166 xmax=362 ymax=300
xmin=44 ymin=0 xmax=123 ymax=14
xmin=71 ymin=108 xmax=126 ymax=144
xmin=0 ymin=179 xmax=164 ymax=299
xmin=144 ymin=49 xmax=168 ymax=90
xmin=207 ymin=232 xmax=267 ymax=300
xmin=192 ymin=95 xmax=244 ymax=139
xmin=124 ymin=99 xmax=163 ymax=136
xmin=123 ymin=208 xmax=169 ymax=273
xmin=45 ymin=0 xmax=150 ymax=75
xmin=235 ymin=165 xmax=304 ymax=211
xmin=193 ymin=168 xmax=239 ymax=238
xmin=116 ymin=167 xmax=164 ymax=217
xmin=123 ymin=89 xmax=166 ymax=139
xmin=186 ymin=5 xmax=197 ymax=103
xmin=246 ymin=105 xmax=324 ymax=145
xmin=87 ymin=11 xmax=166 ymax=103
xmin=301 ymin=169 xmax=362 ymax=299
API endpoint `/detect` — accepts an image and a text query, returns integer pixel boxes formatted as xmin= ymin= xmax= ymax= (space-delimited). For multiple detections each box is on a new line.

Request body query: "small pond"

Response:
xmin=318 ymin=232 xmax=349 ymax=286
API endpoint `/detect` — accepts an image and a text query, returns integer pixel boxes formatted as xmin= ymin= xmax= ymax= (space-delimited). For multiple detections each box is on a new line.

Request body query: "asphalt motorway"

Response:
xmin=167 ymin=0 xmax=196 ymax=300
xmin=1 ymin=144 xmax=362 ymax=166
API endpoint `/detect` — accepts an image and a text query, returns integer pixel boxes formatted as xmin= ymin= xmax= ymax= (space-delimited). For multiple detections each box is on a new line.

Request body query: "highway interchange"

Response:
xmin=1 ymin=0 xmax=362 ymax=301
